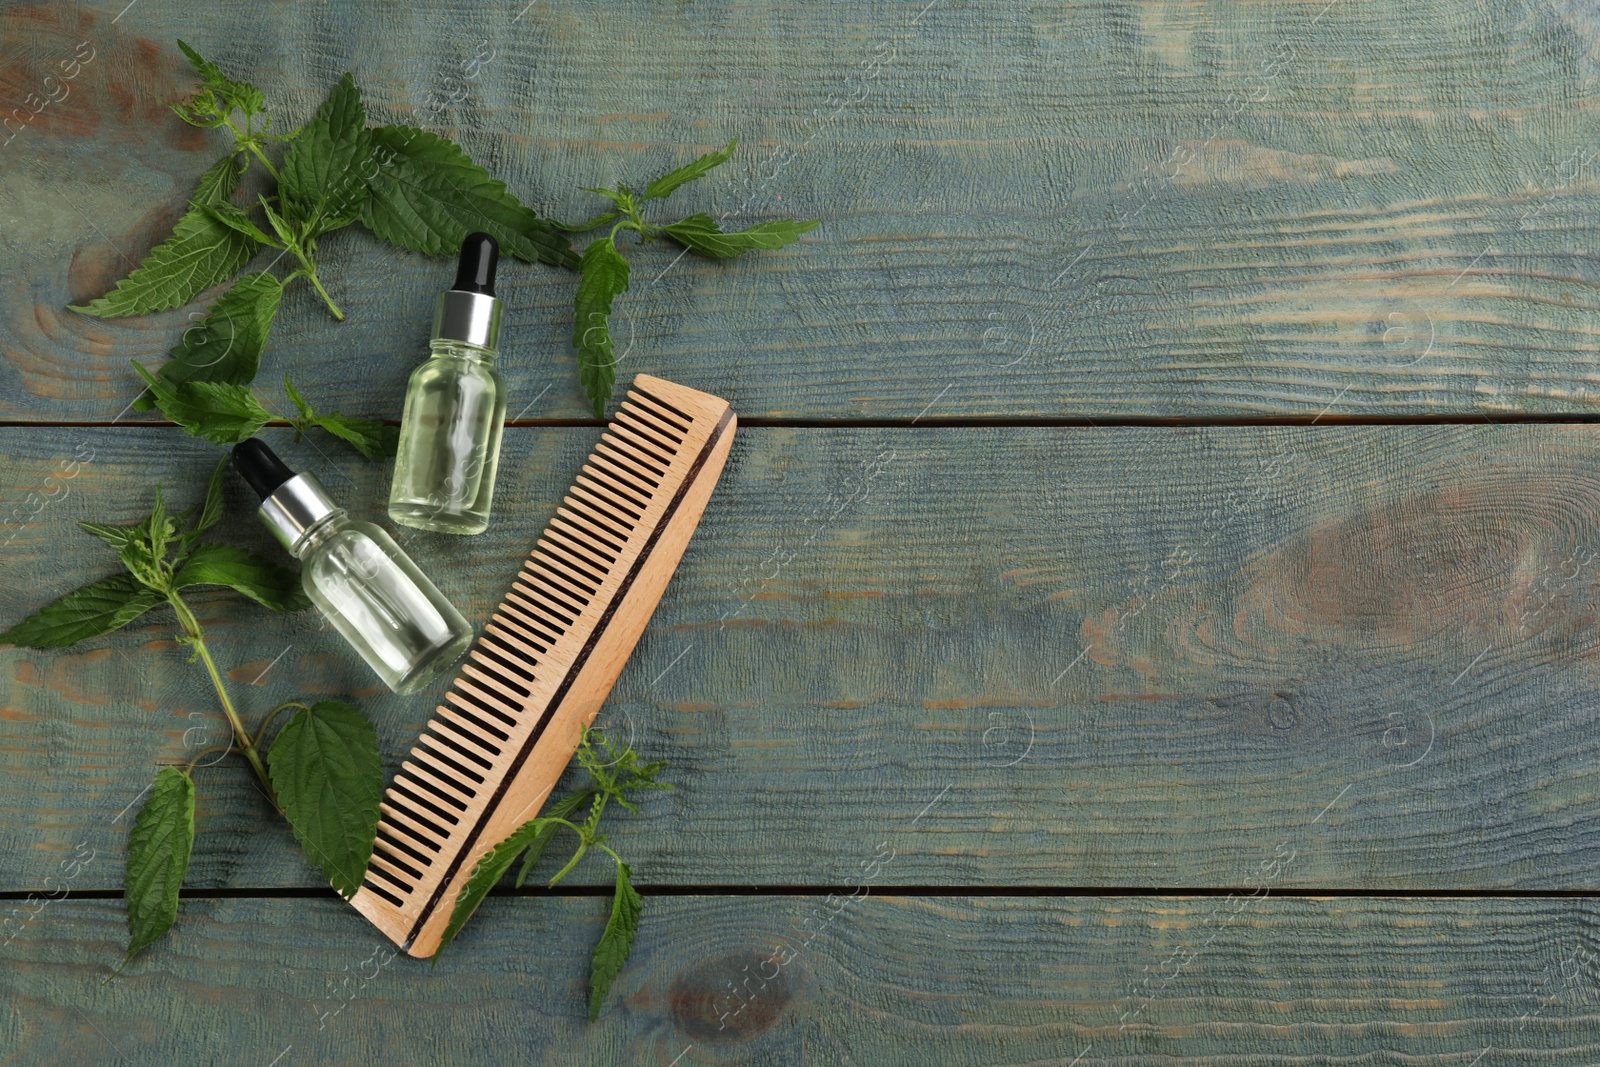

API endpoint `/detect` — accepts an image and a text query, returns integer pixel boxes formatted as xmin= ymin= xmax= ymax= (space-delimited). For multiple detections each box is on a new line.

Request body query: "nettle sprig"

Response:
xmin=72 ymin=45 xmax=817 ymax=430
xmin=0 ymin=468 xmax=668 ymax=1014
xmin=562 ymin=139 xmax=819 ymax=416
xmin=0 ymin=460 xmax=384 ymax=966
xmin=70 ymin=42 xmax=574 ymax=454
xmin=438 ymin=726 xmax=670 ymax=1019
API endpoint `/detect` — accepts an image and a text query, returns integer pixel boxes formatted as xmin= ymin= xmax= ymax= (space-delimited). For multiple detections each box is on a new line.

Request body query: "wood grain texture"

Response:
xmin=3 ymin=894 xmax=1599 ymax=1065
xmin=6 ymin=424 xmax=1600 ymax=893
xmin=6 ymin=0 xmax=1600 ymax=419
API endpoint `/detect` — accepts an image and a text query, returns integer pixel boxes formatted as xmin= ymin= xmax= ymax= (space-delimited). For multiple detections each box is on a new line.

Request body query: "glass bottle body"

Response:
xmin=388 ymin=338 xmax=508 ymax=535
xmin=297 ymin=512 xmax=473 ymax=695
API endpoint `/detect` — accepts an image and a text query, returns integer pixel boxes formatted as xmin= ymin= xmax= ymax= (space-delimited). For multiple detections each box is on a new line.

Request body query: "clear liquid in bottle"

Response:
xmin=388 ymin=231 xmax=511 ymax=537
xmin=301 ymin=516 xmax=473 ymax=694
xmin=388 ymin=339 xmax=507 ymax=535
xmin=232 ymin=438 xmax=474 ymax=696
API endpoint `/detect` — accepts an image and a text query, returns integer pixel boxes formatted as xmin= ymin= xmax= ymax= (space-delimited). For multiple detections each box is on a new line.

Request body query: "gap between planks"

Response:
xmin=7 ymin=414 xmax=1600 ymax=430
xmin=8 ymin=885 xmax=1600 ymax=901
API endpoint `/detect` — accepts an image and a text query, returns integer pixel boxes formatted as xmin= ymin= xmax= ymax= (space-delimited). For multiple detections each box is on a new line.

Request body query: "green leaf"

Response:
xmin=80 ymin=488 xmax=178 ymax=586
xmin=574 ymin=726 xmax=671 ymax=813
xmin=258 ymin=195 xmax=296 ymax=247
xmin=77 ymin=520 xmax=142 ymax=554
xmin=0 ymin=573 xmax=165 ymax=649
xmin=658 ymin=214 xmax=819 ymax=259
xmin=361 ymin=125 xmax=577 ymax=269
xmin=553 ymin=210 xmax=621 ymax=233
xmin=175 ymin=40 xmax=228 ymax=90
xmin=123 ymin=766 xmax=196 ymax=962
xmin=191 ymin=152 xmax=248 ymax=207
xmin=284 ymin=377 xmax=397 ymax=459
xmin=145 ymin=271 xmax=283 ymax=393
xmin=184 ymin=456 xmax=229 ymax=547
xmin=513 ymin=788 xmax=596 ymax=887
xmin=642 ymin=138 xmax=737 ymax=201
xmin=284 ymin=376 xmax=313 ymax=420
xmin=572 ymin=236 xmax=630 ymax=418
xmin=589 ymin=859 xmax=642 ymax=1020
xmin=267 ymin=701 xmax=383 ymax=899
xmin=310 ymin=411 xmax=399 ymax=460
xmin=205 ymin=202 xmax=279 ymax=246
xmin=438 ymin=816 xmax=561 ymax=956
xmin=170 ymin=90 xmax=228 ymax=130
xmin=116 ymin=485 xmax=174 ymax=586
xmin=282 ymin=73 xmax=372 ymax=235
xmin=173 ymin=543 xmax=310 ymax=612
xmin=176 ymin=40 xmax=264 ymax=117
xmin=578 ymin=186 xmax=631 ymax=205
xmin=68 ymin=206 xmax=258 ymax=318
xmin=133 ymin=363 xmax=271 ymax=445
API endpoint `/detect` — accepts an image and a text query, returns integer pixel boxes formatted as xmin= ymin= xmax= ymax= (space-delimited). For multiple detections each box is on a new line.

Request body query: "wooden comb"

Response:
xmin=348 ymin=373 xmax=735 ymax=957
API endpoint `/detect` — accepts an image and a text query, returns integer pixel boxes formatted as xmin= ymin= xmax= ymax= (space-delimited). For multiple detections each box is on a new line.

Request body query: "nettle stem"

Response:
xmin=167 ymin=591 xmax=279 ymax=809
xmin=241 ymin=136 xmax=283 ymax=187
xmin=543 ymin=807 xmax=610 ymax=887
xmin=290 ymin=249 xmax=344 ymax=320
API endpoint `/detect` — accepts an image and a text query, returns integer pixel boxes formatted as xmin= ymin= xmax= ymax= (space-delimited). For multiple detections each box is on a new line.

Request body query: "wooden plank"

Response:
xmin=4 ymin=894 xmax=1598 ymax=1064
xmin=5 ymin=1 xmax=1600 ymax=419
xmin=7 ymin=424 xmax=1600 ymax=892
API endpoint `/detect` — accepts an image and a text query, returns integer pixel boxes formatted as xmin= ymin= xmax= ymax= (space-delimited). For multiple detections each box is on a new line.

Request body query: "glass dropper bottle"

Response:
xmin=387 ymin=232 xmax=510 ymax=536
xmin=234 ymin=438 xmax=473 ymax=695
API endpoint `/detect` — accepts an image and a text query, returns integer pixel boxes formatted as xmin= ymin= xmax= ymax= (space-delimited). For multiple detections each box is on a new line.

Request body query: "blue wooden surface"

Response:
xmin=5 ymin=0 xmax=1600 ymax=418
xmin=6 ymin=1 xmax=1600 ymax=1063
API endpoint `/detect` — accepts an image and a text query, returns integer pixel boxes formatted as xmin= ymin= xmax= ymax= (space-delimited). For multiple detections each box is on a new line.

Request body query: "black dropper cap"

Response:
xmin=232 ymin=438 xmax=296 ymax=500
xmin=451 ymin=232 xmax=498 ymax=296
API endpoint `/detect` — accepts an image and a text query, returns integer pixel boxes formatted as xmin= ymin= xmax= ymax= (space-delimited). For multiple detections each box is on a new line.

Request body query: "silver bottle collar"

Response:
xmin=433 ymin=289 xmax=502 ymax=349
xmin=258 ymin=472 xmax=339 ymax=556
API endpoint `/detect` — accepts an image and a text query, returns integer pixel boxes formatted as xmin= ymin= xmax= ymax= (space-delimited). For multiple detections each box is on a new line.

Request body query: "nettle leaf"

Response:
xmin=80 ymin=487 xmax=178 ymax=586
xmin=173 ymin=543 xmax=309 ymax=612
xmin=311 ymin=411 xmax=399 ymax=460
xmin=191 ymin=152 xmax=248 ymax=207
xmin=183 ymin=456 xmax=229 ymax=549
xmin=144 ymin=485 xmax=174 ymax=562
xmin=266 ymin=701 xmax=382 ymax=899
xmin=659 ymin=214 xmax=819 ymax=259
xmin=439 ymin=817 xmax=558 ymax=956
xmin=285 ymin=377 xmax=398 ymax=460
xmin=553 ymin=210 xmax=621 ymax=233
xmin=578 ymin=186 xmax=632 ymax=207
xmin=69 ymin=204 xmax=258 ymax=319
xmin=78 ymin=520 xmax=142 ymax=555
xmin=258 ymin=195 xmax=296 ymax=247
xmin=170 ymin=89 xmax=228 ymax=130
xmin=572 ymin=236 xmax=630 ymax=418
xmin=284 ymin=376 xmax=312 ymax=420
xmin=139 ymin=272 xmax=284 ymax=399
xmin=124 ymin=766 xmax=195 ymax=962
xmin=575 ymin=727 xmax=670 ymax=812
xmin=206 ymin=202 xmax=279 ymax=247
xmin=0 ymin=573 xmax=165 ymax=649
xmin=134 ymin=363 xmax=272 ymax=445
xmin=589 ymin=859 xmax=642 ymax=1020
xmin=176 ymin=40 xmax=264 ymax=117
xmin=642 ymin=138 xmax=736 ymax=201
xmin=361 ymin=125 xmax=576 ymax=269
xmin=282 ymin=72 xmax=372 ymax=235
xmin=113 ymin=486 xmax=176 ymax=586
xmin=514 ymin=788 xmax=595 ymax=887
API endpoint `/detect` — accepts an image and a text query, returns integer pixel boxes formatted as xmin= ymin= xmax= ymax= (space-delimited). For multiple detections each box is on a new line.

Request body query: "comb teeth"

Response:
xmin=348 ymin=375 xmax=736 ymax=957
